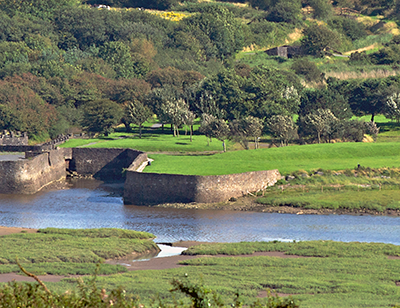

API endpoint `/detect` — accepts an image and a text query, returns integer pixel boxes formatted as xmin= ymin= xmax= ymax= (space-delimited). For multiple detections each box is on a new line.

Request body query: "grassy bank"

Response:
xmin=43 ymin=240 xmax=400 ymax=308
xmin=254 ymin=168 xmax=400 ymax=213
xmin=146 ymin=142 xmax=400 ymax=175
xmin=0 ymin=228 xmax=157 ymax=276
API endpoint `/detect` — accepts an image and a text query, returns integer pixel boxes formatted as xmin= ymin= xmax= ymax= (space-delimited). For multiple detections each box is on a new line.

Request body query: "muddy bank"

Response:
xmin=153 ymin=195 xmax=400 ymax=216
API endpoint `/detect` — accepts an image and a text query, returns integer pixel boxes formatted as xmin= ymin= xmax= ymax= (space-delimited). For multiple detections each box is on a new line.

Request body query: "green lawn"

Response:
xmin=61 ymin=131 xmax=229 ymax=153
xmin=146 ymin=142 xmax=400 ymax=175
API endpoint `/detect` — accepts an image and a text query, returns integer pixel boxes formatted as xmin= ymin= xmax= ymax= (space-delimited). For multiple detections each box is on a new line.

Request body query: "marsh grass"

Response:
xmin=256 ymin=169 xmax=400 ymax=211
xmin=46 ymin=241 xmax=400 ymax=308
xmin=0 ymin=228 xmax=157 ymax=276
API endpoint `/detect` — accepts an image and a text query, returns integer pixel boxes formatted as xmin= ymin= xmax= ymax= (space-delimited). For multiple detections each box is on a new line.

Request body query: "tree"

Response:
xmin=182 ymin=109 xmax=196 ymax=142
xmin=308 ymin=0 xmax=333 ymax=20
xmin=267 ymin=0 xmax=302 ymax=24
xmin=303 ymin=109 xmax=338 ymax=143
xmin=347 ymin=79 xmax=390 ymax=122
xmin=183 ymin=6 xmax=245 ymax=60
xmin=200 ymin=114 xmax=230 ymax=151
xmin=301 ymin=24 xmax=340 ymax=57
xmin=199 ymin=113 xmax=215 ymax=146
xmin=267 ymin=115 xmax=297 ymax=146
xmin=384 ymin=92 xmax=400 ymax=122
xmin=80 ymin=99 xmax=123 ymax=136
xmin=209 ymin=118 xmax=230 ymax=152
xmin=160 ymin=98 xmax=189 ymax=137
xmin=0 ymin=81 xmax=57 ymax=138
xmin=299 ymin=88 xmax=352 ymax=119
xmin=99 ymin=41 xmax=136 ymax=79
xmin=241 ymin=116 xmax=263 ymax=149
xmin=125 ymin=100 xmax=152 ymax=138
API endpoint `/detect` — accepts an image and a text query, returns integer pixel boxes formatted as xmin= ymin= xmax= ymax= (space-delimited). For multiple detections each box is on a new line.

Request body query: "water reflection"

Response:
xmin=0 ymin=179 xmax=399 ymax=245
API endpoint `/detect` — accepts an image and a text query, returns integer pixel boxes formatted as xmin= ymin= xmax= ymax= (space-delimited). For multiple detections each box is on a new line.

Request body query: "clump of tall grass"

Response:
xmin=325 ymin=68 xmax=400 ymax=79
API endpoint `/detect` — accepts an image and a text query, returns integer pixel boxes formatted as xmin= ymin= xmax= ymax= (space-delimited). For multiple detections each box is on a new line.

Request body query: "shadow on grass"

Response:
xmin=377 ymin=121 xmax=400 ymax=133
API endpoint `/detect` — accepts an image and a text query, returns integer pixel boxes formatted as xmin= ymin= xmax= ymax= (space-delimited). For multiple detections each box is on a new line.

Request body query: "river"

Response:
xmin=0 ymin=179 xmax=399 ymax=245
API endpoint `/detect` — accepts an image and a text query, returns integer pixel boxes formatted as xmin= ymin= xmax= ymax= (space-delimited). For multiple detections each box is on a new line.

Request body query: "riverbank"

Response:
xmin=153 ymin=195 xmax=400 ymax=216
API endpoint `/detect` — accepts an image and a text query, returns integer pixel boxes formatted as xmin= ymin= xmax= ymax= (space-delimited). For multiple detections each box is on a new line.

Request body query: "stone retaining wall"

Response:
xmin=123 ymin=169 xmax=281 ymax=205
xmin=0 ymin=149 xmax=66 ymax=194
xmin=69 ymin=148 xmax=146 ymax=180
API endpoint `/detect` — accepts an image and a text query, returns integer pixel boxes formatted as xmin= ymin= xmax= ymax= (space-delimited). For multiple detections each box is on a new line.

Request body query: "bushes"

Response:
xmin=291 ymin=58 xmax=323 ymax=82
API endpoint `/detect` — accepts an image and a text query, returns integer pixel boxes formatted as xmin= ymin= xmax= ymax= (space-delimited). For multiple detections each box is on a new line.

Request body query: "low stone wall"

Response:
xmin=69 ymin=148 xmax=146 ymax=180
xmin=124 ymin=169 xmax=281 ymax=205
xmin=0 ymin=134 xmax=28 ymax=146
xmin=0 ymin=149 xmax=66 ymax=194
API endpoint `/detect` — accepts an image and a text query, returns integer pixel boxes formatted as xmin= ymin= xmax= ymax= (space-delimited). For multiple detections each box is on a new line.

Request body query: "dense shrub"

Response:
xmin=291 ymin=58 xmax=324 ymax=82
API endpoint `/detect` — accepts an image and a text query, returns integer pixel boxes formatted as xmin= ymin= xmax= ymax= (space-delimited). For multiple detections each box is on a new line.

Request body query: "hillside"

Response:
xmin=0 ymin=0 xmax=400 ymax=146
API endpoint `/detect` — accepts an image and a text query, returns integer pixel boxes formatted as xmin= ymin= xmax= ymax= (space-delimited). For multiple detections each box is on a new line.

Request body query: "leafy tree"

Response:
xmin=347 ymin=79 xmax=391 ymax=122
xmin=99 ymin=41 xmax=136 ymax=79
xmin=301 ymin=24 xmax=340 ymax=57
xmin=308 ymin=0 xmax=333 ymax=20
xmin=199 ymin=113 xmax=230 ymax=151
xmin=209 ymin=118 xmax=230 ymax=152
xmin=299 ymin=87 xmax=352 ymax=119
xmin=80 ymin=99 xmax=123 ymax=136
xmin=199 ymin=113 xmax=215 ymax=145
xmin=182 ymin=109 xmax=196 ymax=142
xmin=200 ymin=69 xmax=246 ymax=120
xmin=4 ymin=73 xmax=63 ymax=106
xmin=267 ymin=0 xmax=302 ymax=24
xmin=0 ymin=81 xmax=57 ymax=138
xmin=160 ymin=98 xmax=189 ymax=137
xmin=384 ymin=92 xmax=400 ymax=122
xmin=248 ymin=0 xmax=273 ymax=10
xmin=183 ymin=6 xmax=245 ymax=60
xmin=327 ymin=17 xmax=367 ymax=41
xmin=146 ymin=67 xmax=204 ymax=91
xmin=229 ymin=118 xmax=249 ymax=150
xmin=242 ymin=116 xmax=263 ymax=149
xmin=55 ymin=7 xmax=108 ymax=50
xmin=193 ymin=91 xmax=226 ymax=119
xmin=125 ymin=100 xmax=152 ymax=138
xmin=243 ymin=68 xmax=302 ymax=119
xmin=267 ymin=115 xmax=297 ymax=146
xmin=303 ymin=109 xmax=338 ymax=143
xmin=0 ymin=0 xmax=81 ymax=19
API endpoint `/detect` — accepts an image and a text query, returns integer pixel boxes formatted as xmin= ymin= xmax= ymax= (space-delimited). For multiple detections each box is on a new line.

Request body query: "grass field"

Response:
xmin=0 ymin=228 xmax=157 ymax=276
xmin=40 ymin=240 xmax=400 ymax=308
xmin=61 ymin=129 xmax=230 ymax=153
xmin=145 ymin=142 xmax=400 ymax=175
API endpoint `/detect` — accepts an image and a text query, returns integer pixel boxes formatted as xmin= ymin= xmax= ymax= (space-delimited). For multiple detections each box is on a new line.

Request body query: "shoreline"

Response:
xmin=153 ymin=196 xmax=400 ymax=217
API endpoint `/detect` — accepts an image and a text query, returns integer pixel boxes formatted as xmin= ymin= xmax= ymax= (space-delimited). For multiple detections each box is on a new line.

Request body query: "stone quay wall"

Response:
xmin=0 ymin=149 xmax=66 ymax=194
xmin=69 ymin=148 xmax=146 ymax=181
xmin=123 ymin=169 xmax=281 ymax=205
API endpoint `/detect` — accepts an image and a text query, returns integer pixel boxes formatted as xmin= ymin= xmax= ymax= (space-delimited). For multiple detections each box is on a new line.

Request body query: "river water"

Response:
xmin=0 ymin=179 xmax=399 ymax=245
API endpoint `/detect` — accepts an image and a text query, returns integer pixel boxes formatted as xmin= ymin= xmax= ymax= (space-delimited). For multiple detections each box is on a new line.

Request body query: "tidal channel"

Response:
xmin=0 ymin=179 xmax=399 ymax=245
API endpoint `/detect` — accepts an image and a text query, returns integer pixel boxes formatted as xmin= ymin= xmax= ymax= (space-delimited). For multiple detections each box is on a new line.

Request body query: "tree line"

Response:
xmin=0 ymin=0 xmax=399 ymax=143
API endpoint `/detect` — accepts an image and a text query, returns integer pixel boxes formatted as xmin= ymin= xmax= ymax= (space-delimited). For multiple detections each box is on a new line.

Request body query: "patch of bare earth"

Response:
xmin=0 ymin=226 xmax=37 ymax=236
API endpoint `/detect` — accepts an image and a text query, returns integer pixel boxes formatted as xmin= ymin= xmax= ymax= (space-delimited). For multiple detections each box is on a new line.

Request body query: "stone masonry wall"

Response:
xmin=0 ymin=149 xmax=66 ymax=194
xmin=123 ymin=169 xmax=281 ymax=205
xmin=70 ymin=148 xmax=146 ymax=181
